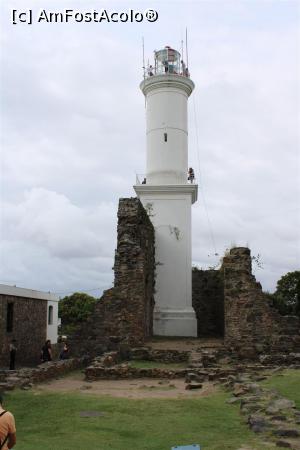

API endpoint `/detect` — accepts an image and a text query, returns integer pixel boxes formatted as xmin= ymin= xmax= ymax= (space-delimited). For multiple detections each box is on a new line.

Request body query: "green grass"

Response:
xmin=4 ymin=389 xmax=273 ymax=450
xmin=129 ymin=359 xmax=187 ymax=369
xmin=261 ymin=369 xmax=300 ymax=408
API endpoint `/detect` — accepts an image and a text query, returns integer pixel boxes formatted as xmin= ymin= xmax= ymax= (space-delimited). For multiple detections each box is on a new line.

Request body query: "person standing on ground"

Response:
xmin=40 ymin=339 xmax=52 ymax=363
xmin=8 ymin=341 xmax=17 ymax=371
xmin=0 ymin=392 xmax=16 ymax=450
xmin=59 ymin=342 xmax=69 ymax=360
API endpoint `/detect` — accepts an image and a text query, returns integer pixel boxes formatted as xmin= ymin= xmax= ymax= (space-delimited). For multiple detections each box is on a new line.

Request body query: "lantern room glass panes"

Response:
xmin=146 ymin=46 xmax=189 ymax=78
xmin=155 ymin=47 xmax=181 ymax=75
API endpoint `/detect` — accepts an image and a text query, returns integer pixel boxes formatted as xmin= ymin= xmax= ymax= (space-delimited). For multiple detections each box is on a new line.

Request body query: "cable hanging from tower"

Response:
xmin=192 ymin=94 xmax=218 ymax=257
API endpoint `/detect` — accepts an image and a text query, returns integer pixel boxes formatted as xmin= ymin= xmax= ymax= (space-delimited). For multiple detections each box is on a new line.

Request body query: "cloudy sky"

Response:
xmin=0 ymin=0 xmax=299 ymax=298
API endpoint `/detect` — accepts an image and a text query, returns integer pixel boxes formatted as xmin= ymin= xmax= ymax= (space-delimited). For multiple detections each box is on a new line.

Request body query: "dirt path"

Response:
xmin=36 ymin=372 xmax=217 ymax=399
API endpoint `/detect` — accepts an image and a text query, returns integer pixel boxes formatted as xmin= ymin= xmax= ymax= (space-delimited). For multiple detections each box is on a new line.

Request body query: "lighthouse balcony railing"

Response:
xmin=135 ymin=174 xmax=197 ymax=185
xmin=145 ymin=67 xmax=190 ymax=78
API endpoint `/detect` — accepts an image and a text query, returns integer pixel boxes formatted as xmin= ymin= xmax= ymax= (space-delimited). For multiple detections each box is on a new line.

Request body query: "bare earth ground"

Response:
xmin=36 ymin=371 xmax=217 ymax=399
xmin=36 ymin=338 xmax=223 ymax=398
xmin=147 ymin=337 xmax=224 ymax=351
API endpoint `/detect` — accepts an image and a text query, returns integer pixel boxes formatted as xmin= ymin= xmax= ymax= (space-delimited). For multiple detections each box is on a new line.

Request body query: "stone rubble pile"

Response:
xmin=84 ymin=347 xmax=300 ymax=383
xmin=221 ymin=372 xmax=300 ymax=449
xmin=0 ymin=338 xmax=298 ymax=449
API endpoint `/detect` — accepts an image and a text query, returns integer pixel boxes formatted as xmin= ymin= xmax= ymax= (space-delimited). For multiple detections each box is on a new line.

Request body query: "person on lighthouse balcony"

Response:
xmin=147 ymin=65 xmax=154 ymax=77
xmin=181 ymin=60 xmax=186 ymax=76
xmin=188 ymin=167 xmax=195 ymax=183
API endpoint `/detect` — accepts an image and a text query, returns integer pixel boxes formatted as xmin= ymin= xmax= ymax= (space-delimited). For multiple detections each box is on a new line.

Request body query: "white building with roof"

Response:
xmin=0 ymin=284 xmax=59 ymax=366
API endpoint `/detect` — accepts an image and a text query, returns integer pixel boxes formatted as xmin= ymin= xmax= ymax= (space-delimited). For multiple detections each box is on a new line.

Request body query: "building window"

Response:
xmin=48 ymin=305 xmax=53 ymax=325
xmin=164 ymin=132 xmax=168 ymax=142
xmin=6 ymin=303 xmax=14 ymax=333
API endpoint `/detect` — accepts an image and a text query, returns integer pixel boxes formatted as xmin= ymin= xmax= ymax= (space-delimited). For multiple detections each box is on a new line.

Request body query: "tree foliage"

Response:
xmin=272 ymin=271 xmax=300 ymax=317
xmin=59 ymin=292 xmax=97 ymax=330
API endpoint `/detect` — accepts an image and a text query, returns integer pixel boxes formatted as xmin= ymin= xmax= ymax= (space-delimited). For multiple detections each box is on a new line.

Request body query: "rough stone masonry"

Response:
xmin=71 ymin=198 xmax=155 ymax=355
xmin=222 ymin=247 xmax=300 ymax=357
xmin=72 ymin=200 xmax=299 ymax=360
xmin=0 ymin=295 xmax=47 ymax=367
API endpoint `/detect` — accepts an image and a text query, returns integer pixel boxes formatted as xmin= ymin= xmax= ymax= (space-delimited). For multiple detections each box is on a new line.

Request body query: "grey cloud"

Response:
xmin=1 ymin=0 xmax=299 ymax=295
xmin=2 ymin=188 xmax=117 ymax=259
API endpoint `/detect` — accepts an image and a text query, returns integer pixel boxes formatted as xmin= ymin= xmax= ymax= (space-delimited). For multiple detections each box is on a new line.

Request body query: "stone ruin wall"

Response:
xmin=71 ymin=198 xmax=298 ymax=359
xmin=192 ymin=247 xmax=299 ymax=356
xmin=71 ymin=198 xmax=155 ymax=355
xmin=2 ymin=197 xmax=297 ymax=367
xmin=222 ymin=247 xmax=300 ymax=356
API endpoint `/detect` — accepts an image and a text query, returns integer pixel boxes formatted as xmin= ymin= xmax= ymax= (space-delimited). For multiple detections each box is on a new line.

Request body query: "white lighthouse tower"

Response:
xmin=134 ymin=46 xmax=198 ymax=337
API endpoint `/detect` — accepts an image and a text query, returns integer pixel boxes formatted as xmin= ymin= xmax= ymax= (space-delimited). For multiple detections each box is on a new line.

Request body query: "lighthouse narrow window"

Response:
xmin=6 ymin=303 xmax=14 ymax=332
xmin=48 ymin=305 xmax=53 ymax=325
xmin=164 ymin=132 xmax=168 ymax=142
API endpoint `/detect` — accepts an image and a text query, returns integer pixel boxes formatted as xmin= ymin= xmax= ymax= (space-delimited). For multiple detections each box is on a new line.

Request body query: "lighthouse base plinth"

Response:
xmin=153 ymin=308 xmax=197 ymax=337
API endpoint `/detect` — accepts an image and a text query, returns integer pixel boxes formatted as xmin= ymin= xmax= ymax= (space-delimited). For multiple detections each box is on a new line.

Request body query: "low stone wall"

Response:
xmin=0 ymin=357 xmax=88 ymax=391
xmin=259 ymin=353 xmax=300 ymax=366
xmin=85 ymin=361 xmax=261 ymax=381
xmin=85 ymin=365 xmax=187 ymax=380
xmin=84 ymin=347 xmax=300 ymax=381
xmin=82 ymin=347 xmax=190 ymax=381
xmin=85 ymin=360 xmax=298 ymax=382
xmin=130 ymin=347 xmax=189 ymax=363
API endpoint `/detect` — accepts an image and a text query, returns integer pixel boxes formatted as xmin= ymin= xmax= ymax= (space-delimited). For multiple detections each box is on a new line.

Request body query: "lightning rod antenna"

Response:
xmin=142 ymin=36 xmax=145 ymax=79
xmin=185 ymin=28 xmax=189 ymax=69
xmin=142 ymin=36 xmax=146 ymax=108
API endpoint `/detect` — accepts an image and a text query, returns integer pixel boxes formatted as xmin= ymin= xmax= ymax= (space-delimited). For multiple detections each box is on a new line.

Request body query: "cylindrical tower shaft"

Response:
xmin=134 ymin=46 xmax=198 ymax=337
xmin=140 ymin=75 xmax=194 ymax=185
